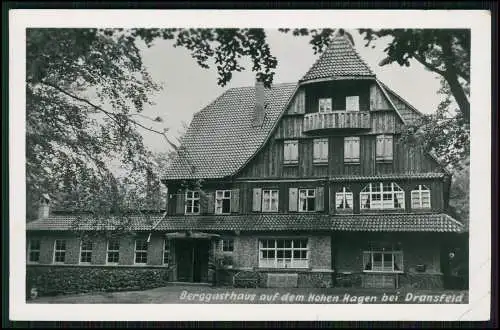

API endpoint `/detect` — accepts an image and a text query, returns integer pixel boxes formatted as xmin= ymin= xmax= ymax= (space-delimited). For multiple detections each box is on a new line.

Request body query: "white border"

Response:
xmin=10 ymin=9 xmax=491 ymax=321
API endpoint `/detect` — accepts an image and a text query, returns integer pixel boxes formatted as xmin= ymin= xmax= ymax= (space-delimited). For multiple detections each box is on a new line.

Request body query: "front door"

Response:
xmin=175 ymin=239 xmax=210 ymax=283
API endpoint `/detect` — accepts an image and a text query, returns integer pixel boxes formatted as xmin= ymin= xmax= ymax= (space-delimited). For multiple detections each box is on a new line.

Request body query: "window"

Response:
xmin=346 ymin=95 xmax=360 ymax=111
xmin=79 ymin=239 xmax=93 ymax=264
xmin=344 ymin=137 xmax=360 ymax=163
xmin=360 ymin=182 xmax=405 ymax=210
xmin=28 ymin=239 xmax=41 ymax=263
xmin=411 ymin=185 xmax=431 ymax=209
xmin=163 ymin=239 xmax=170 ymax=266
xmin=299 ymin=189 xmax=316 ymax=212
xmin=53 ymin=239 xmax=66 ymax=264
xmin=259 ymin=239 xmax=308 ymax=268
xmin=185 ymin=190 xmax=200 ymax=214
xmin=107 ymin=239 xmax=120 ymax=264
xmin=284 ymin=140 xmax=298 ymax=164
xmin=135 ymin=239 xmax=148 ymax=265
xmin=215 ymin=190 xmax=231 ymax=214
xmin=222 ymin=239 xmax=234 ymax=252
xmin=262 ymin=189 xmax=279 ymax=212
xmin=363 ymin=243 xmax=403 ymax=273
xmin=336 ymin=187 xmax=353 ymax=211
xmin=318 ymin=98 xmax=332 ymax=113
xmin=376 ymin=135 xmax=393 ymax=161
xmin=313 ymin=138 xmax=328 ymax=163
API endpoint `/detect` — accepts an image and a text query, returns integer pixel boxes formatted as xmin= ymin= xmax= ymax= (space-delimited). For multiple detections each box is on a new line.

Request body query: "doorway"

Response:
xmin=175 ymin=239 xmax=210 ymax=283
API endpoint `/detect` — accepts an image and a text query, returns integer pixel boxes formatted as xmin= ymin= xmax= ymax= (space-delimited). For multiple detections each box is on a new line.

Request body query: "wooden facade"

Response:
xmin=167 ymin=79 xmax=446 ymax=217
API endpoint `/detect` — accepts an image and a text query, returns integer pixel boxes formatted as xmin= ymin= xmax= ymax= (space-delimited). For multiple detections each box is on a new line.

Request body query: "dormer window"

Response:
xmin=318 ymin=98 xmax=332 ymax=113
xmin=346 ymin=95 xmax=360 ymax=111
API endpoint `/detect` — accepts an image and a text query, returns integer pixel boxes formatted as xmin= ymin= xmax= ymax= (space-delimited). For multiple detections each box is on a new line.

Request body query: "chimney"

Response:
xmin=38 ymin=193 xmax=51 ymax=219
xmin=252 ymin=78 xmax=265 ymax=127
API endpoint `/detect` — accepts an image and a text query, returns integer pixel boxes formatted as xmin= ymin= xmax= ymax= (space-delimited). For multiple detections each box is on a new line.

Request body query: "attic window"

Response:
xmin=318 ymin=98 xmax=332 ymax=113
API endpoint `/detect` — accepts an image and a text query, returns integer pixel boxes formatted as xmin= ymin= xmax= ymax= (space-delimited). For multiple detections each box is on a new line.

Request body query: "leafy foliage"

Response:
xmin=26 ymin=28 xmax=278 ymax=223
xmin=359 ymin=29 xmax=470 ymax=123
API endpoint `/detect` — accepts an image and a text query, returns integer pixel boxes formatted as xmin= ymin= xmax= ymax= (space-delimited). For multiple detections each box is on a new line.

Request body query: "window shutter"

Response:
xmin=376 ymin=135 xmax=384 ymax=158
xmin=297 ymin=90 xmax=305 ymax=114
xmin=200 ymin=192 xmax=209 ymax=214
xmin=207 ymin=192 xmax=215 ymax=214
xmin=315 ymin=186 xmax=325 ymax=211
xmin=313 ymin=140 xmax=319 ymax=160
xmin=252 ymin=188 xmax=262 ymax=212
xmin=385 ymin=135 xmax=393 ymax=159
xmin=346 ymin=96 xmax=360 ymax=111
xmin=175 ymin=191 xmax=185 ymax=214
xmin=288 ymin=188 xmax=298 ymax=212
xmin=231 ymin=189 xmax=240 ymax=213
xmin=353 ymin=137 xmax=360 ymax=160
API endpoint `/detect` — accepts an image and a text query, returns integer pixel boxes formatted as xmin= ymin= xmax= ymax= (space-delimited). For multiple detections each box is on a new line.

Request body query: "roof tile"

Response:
xmin=164 ymin=83 xmax=297 ymax=180
xmin=27 ymin=213 xmax=463 ymax=233
xmin=26 ymin=214 xmax=163 ymax=231
xmin=156 ymin=213 xmax=464 ymax=233
xmin=300 ymin=35 xmax=375 ymax=83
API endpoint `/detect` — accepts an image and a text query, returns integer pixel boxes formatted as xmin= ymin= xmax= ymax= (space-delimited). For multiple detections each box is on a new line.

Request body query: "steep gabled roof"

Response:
xmin=164 ymin=83 xmax=297 ymax=180
xmin=300 ymin=34 xmax=375 ymax=83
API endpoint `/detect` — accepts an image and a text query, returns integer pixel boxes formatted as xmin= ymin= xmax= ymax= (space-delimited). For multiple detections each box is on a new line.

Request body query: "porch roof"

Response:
xmin=26 ymin=212 xmax=464 ymax=233
xmin=26 ymin=213 xmax=163 ymax=231
xmin=156 ymin=213 xmax=464 ymax=233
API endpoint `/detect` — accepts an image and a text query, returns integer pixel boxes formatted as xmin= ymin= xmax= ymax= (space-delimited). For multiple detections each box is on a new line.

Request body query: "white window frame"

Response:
xmin=363 ymin=250 xmax=404 ymax=273
xmin=221 ymin=239 xmax=234 ymax=253
xmin=106 ymin=239 xmax=120 ymax=265
xmin=376 ymin=135 xmax=393 ymax=161
xmin=53 ymin=239 xmax=66 ymax=264
xmin=185 ymin=190 xmax=200 ymax=215
xmin=259 ymin=238 xmax=309 ymax=269
xmin=298 ymin=189 xmax=316 ymax=212
xmin=134 ymin=239 xmax=148 ymax=265
xmin=411 ymin=185 xmax=431 ymax=209
xmin=318 ymin=98 xmax=332 ymax=113
xmin=79 ymin=239 xmax=93 ymax=264
xmin=345 ymin=95 xmax=360 ymax=112
xmin=215 ymin=190 xmax=232 ymax=214
xmin=28 ymin=239 xmax=41 ymax=264
xmin=262 ymin=189 xmax=279 ymax=212
xmin=360 ymin=182 xmax=405 ymax=210
xmin=336 ymin=187 xmax=354 ymax=211
xmin=283 ymin=140 xmax=299 ymax=164
xmin=344 ymin=136 xmax=360 ymax=163
xmin=313 ymin=138 xmax=329 ymax=164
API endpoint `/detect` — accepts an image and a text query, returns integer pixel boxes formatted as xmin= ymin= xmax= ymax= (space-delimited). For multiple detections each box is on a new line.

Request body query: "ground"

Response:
xmin=28 ymin=285 xmax=469 ymax=304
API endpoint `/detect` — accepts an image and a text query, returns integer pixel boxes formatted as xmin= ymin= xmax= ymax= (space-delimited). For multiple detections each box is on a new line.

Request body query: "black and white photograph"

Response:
xmin=9 ymin=9 xmax=491 ymax=322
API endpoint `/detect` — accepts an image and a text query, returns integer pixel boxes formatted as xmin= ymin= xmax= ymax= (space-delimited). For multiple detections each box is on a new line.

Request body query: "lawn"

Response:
xmin=28 ymin=285 xmax=469 ymax=304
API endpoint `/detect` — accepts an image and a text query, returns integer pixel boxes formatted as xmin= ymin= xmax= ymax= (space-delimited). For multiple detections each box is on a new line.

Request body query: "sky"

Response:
xmin=135 ymin=29 xmax=444 ymax=154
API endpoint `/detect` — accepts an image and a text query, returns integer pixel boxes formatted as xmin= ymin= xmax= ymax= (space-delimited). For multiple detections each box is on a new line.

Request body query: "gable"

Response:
xmin=380 ymin=82 xmax=423 ymax=125
xmin=164 ymin=83 xmax=297 ymax=180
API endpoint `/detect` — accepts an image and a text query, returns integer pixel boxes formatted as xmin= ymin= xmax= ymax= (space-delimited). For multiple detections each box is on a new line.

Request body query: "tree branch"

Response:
xmin=413 ymin=53 xmax=447 ymax=77
xmin=38 ymin=80 xmax=179 ymax=150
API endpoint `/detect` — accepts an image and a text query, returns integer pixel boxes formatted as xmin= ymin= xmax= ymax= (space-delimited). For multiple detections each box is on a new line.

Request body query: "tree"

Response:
xmin=359 ymin=29 xmax=470 ymax=123
xmin=26 ymin=28 xmax=279 ymax=222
